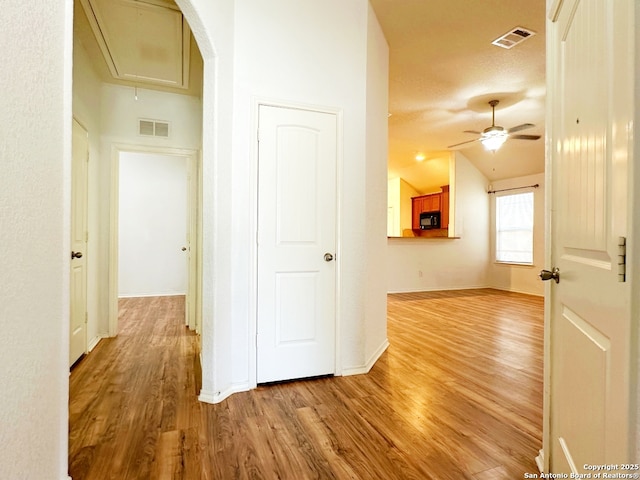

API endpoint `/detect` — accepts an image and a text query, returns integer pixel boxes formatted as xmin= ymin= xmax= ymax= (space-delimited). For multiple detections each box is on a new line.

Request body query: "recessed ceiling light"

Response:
xmin=415 ymin=153 xmax=426 ymax=161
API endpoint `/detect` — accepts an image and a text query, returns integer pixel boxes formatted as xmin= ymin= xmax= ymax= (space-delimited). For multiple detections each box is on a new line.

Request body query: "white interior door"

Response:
xmin=257 ymin=105 xmax=337 ymax=384
xmin=70 ymin=119 xmax=89 ymax=367
xmin=117 ymin=152 xmax=189 ymax=298
xmin=546 ymin=0 xmax=634 ymax=471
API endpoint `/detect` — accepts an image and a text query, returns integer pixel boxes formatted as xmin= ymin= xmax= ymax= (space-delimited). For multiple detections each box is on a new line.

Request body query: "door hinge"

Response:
xmin=85 ymin=312 xmax=88 ymax=324
xmin=618 ymin=236 xmax=626 ymax=282
xmin=85 ymin=231 xmax=89 ymax=243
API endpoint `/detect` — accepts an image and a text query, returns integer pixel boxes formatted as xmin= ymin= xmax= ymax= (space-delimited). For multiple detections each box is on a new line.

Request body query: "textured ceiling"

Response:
xmin=370 ymin=0 xmax=547 ymax=191
xmin=76 ymin=0 xmax=546 ymax=190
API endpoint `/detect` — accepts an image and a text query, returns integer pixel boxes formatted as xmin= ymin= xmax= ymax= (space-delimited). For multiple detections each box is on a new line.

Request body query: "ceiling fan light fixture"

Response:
xmin=481 ymin=131 xmax=508 ymax=151
xmin=480 ymin=100 xmax=508 ymax=151
xmin=447 ymin=99 xmax=537 ymax=150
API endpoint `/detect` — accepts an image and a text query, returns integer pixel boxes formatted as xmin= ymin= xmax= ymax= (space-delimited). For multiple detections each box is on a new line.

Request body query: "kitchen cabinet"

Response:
xmin=411 ymin=185 xmax=449 ymax=233
xmin=412 ymin=194 xmax=440 ymax=229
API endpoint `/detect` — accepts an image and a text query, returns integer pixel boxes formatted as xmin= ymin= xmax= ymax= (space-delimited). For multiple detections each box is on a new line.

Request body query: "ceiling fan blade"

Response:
xmin=447 ymin=137 xmax=480 ymax=149
xmin=463 ymin=130 xmax=481 ymax=135
xmin=508 ymin=123 xmax=535 ymax=134
xmin=510 ymin=134 xmax=541 ymax=141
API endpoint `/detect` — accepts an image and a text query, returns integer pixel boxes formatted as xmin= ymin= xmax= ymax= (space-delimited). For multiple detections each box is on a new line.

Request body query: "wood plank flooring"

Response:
xmin=69 ymin=289 xmax=544 ymax=479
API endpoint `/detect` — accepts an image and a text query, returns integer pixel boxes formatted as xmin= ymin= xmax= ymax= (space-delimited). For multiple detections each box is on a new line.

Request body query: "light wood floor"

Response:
xmin=69 ymin=289 xmax=544 ymax=479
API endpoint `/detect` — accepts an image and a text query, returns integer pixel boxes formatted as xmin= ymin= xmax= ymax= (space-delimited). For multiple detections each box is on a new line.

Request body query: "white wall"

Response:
xmin=171 ymin=0 xmax=235 ymax=401
xmin=73 ymin=25 xmax=104 ymax=350
xmin=0 ymin=1 xmax=71 ymax=478
xmin=100 ymin=85 xmax=203 ymax=150
xmin=118 ymin=152 xmax=189 ymax=297
xmin=363 ymin=3 xmax=390 ymax=370
xmin=488 ymin=173 xmax=545 ymax=296
xmin=387 ymin=153 xmax=490 ymax=292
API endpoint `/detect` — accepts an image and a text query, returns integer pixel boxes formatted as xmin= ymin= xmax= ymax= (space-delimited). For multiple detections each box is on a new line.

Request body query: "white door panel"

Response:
xmin=547 ymin=0 xmax=633 ymax=471
xmin=257 ymin=105 xmax=337 ymax=384
xmin=276 ymin=273 xmax=319 ymax=343
xmin=70 ymin=119 xmax=89 ymax=367
xmin=117 ymin=152 xmax=189 ymax=297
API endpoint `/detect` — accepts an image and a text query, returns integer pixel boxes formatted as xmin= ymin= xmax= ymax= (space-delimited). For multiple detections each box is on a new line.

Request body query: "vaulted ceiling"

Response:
xmin=370 ymin=0 xmax=546 ymax=191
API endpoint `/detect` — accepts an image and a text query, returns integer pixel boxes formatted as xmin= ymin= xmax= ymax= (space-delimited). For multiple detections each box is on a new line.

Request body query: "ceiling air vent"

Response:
xmin=492 ymin=27 xmax=536 ymax=49
xmin=138 ymin=119 xmax=170 ymax=138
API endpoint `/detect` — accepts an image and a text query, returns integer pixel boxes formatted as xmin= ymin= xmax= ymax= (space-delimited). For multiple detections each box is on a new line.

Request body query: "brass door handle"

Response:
xmin=324 ymin=253 xmax=334 ymax=262
xmin=71 ymin=251 xmax=83 ymax=260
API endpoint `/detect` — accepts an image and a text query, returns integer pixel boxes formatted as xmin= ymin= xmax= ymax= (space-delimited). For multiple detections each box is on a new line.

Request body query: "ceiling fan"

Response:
xmin=447 ymin=99 xmax=541 ymax=152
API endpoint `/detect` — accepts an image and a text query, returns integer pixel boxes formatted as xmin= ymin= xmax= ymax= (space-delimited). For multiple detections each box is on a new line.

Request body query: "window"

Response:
xmin=495 ymin=192 xmax=534 ymax=264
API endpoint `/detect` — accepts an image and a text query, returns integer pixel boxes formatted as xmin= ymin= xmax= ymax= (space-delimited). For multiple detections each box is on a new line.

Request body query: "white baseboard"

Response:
xmin=199 ymin=382 xmax=250 ymax=404
xmin=387 ymin=285 xmax=489 ymax=294
xmin=489 ymin=285 xmax=544 ymax=297
xmin=387 ymin=285 xmax=544 ymax=297
xmin=342 ymin=338 xmax=390 ymax=376
xmin=87 ymin=335 xmax=106 ymax=352
xmin=118 ymin=292 xmax=187 ymax=298
xmin=199 ymin=339 xmax=390 ymax=403
xmin=197 ymin=390 xmax=217 ymax=404
xmin=535 ymin=449 xmax=544 ymax=472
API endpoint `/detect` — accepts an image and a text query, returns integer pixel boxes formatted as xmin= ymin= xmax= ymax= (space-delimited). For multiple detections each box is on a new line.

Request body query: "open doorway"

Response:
xmin=113 ymin=148 xmax=200 ymax=335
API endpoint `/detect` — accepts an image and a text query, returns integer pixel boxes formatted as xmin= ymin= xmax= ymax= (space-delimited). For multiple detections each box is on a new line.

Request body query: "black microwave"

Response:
xmin=419 ymin=211 xmax=440 ymax=230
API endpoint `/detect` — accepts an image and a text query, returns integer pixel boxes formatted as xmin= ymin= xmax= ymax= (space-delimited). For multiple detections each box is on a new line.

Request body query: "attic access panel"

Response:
xmin=80 ymin=0 xmax=190 ymax=89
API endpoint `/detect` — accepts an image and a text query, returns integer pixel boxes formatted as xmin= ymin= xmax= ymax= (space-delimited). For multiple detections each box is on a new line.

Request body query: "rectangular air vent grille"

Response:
xmin=492 ymin=26 xmax=536 ymax=49
xmin=138 ymin=119 xmax=170 ymax=138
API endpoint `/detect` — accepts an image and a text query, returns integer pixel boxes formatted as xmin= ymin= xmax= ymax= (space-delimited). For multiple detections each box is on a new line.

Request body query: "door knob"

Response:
xmin=324 ymin=253 xmax=334 ymax=262
xmin=539 ymin=267 xmax=560 ymax=283
xmin=181 ymin=247 xmax=187 ymax=252
xmin=71 ymin=251 xmax=83 ymax=259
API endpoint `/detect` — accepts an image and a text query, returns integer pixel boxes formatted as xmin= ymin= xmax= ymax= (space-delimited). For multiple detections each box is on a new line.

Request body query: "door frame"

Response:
xmin=540 ymin=3 xmax=558 ymax=471
xmin=248 ymin=99 xmax=344 ymax=388
xmin=108 ymin=144 xmax=201 ymax=336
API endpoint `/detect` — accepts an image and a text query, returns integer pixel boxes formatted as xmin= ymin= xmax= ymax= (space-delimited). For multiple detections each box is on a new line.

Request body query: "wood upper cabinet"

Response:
xmin=411 ymin=185 xmax=449 ymax=231
xmin=411 ymin=197 xmax=422 ymax=229
xmin=424 ymin=194 xmax=441 ymax=212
